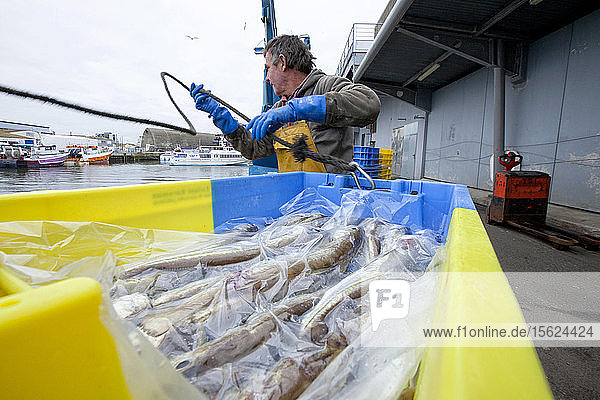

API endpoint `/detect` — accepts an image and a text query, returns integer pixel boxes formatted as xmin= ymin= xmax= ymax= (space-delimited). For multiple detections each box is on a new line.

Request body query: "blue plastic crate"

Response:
xmin=353 ymin=154 xmax=381 ymax=167
xmin=353 ymin=146 xmax=379 ymax=158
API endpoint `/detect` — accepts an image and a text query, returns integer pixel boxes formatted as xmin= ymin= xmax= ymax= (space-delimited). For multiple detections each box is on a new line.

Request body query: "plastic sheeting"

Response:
xmin=0 ymin=188 xmax=446 ymax=400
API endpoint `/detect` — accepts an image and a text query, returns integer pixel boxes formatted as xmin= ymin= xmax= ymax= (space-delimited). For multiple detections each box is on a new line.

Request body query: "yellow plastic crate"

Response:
xmin=379 ymin=148 xmax=393 ymax=163
xmin=376 ymin=165 xmax=391 ymax=180
xmin=0 ymin=174 xmax=553 ymax=400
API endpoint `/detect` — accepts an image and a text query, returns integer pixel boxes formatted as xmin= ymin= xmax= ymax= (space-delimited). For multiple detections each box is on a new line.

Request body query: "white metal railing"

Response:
xmin=336 ymin=23 xmax=382 ymax=77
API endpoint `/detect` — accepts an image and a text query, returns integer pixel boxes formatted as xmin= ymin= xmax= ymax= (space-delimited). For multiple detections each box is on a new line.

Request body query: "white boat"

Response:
xmin=159 ymin=148 xmax=187 ymax=164
xmin=159 ymin=152 xmax=173 ymax=163
xmin=16 ymin=145 xmax=67 ymax=168
xmin=169 ymin=146 xmax=248 ymax=166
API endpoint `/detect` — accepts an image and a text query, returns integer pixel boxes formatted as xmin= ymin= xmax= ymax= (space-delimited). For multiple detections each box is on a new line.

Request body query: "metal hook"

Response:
xmin=349 ymin=170 xmax=362 ymax=189
xmin=349 ymin=161 xmax=376 ymax=190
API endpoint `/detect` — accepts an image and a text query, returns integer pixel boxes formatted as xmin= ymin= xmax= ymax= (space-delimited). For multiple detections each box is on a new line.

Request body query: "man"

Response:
xmin=190 ymin=34 xmax=380 ymax=174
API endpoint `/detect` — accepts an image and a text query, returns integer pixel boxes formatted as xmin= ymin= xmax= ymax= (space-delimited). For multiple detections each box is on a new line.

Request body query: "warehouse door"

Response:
xmin=392 ymin=122 xmax=418 ymax=179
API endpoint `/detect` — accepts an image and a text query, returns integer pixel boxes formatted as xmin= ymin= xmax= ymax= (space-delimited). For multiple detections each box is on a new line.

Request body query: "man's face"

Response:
xmin=265 ymin=51 xmax=287 ymax=97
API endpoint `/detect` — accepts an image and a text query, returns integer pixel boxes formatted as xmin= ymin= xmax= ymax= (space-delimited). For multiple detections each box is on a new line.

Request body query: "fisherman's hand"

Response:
xmin=246 ymin=105 xmax=294 ymax=141
xmin=246 ymin=95 xmax=327 ymax=141
xmin=190 ymin=83 xmax=239 ymax=135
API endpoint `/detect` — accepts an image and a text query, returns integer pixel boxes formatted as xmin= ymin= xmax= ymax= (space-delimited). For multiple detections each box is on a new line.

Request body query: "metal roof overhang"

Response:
xmin=355 ymin=0 xmax=600 ymax=111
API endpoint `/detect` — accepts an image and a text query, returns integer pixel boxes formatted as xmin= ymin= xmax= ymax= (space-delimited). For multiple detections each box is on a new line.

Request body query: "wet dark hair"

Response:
xmin=264 ymin=34 xmax=316 ymax=74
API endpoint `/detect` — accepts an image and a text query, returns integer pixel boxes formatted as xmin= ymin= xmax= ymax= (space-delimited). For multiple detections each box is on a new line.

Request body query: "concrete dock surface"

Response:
xmin=473 ymin=199 xmax=600 ymax=400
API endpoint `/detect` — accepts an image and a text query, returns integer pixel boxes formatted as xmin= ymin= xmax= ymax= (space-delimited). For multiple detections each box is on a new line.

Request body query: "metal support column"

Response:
xmin=414 ymin=113 xmax=428 ymax=179
xmin=493 ymin=40 xmax=505 ymax=177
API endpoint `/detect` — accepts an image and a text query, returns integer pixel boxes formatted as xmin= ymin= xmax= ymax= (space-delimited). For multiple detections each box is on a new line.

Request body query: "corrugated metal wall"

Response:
xmin=374 ymin=95 xmax=427 ymax=179
xmin=424 ymin=9 xmax=600 ymax=212
xmin=375 ymin=95 xmax=423 ymax=150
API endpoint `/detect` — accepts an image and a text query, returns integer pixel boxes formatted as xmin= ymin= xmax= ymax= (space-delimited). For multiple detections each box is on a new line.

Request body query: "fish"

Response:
xmin=379 ymin=225 xmax=408 ymax=254
xmin=301 ymin=264 xmax=381 ymax=332
xmin=235 ymin=333 xmax=348 ymax=400
xmin=301 ymin=249 xmax=417 ymax=332
xmin=112 ymin=273 xmax=159 ymax=294
xmin=170 ymin=291 xmax=323 ymax=377
xmin=301 ymin=226 xmax=361 ymax=272
xmin=114 ymin=229 xmax=258 ymax=279
xmin=138 ymin=325 xmax=169 ymax=348
xmin=295 ymin=213 xmax=328 ymax=227
xmin=151 ymin=277 xmax=218 ymax=307
xmin=260 ymin=224 xmax=308 ymax=249
xmin=117 ymin=224 xmax=313 ymax=279
xmin=112 ymin=292 xmax=151 ymax=319
xmin=116 ymin=242 xmax=262 ymax=279
xmin=139 ymin=227 xmax=360 ymax=337
xmin=140 ymin=279 xmax=225 ymax=336
xmin=278 ymin=213 xmax=326 ymax=227
xmin=234 ymin=227 xmax=361 ymax=292
xmin=223 ymin=223 xmax=260 ymax=233
xmin=362 ymin=218 xmax=382 ymax=262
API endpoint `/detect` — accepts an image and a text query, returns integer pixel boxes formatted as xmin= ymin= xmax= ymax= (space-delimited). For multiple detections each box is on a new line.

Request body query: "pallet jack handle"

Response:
xmin=499 ymin=150 xmax=522 ymax=171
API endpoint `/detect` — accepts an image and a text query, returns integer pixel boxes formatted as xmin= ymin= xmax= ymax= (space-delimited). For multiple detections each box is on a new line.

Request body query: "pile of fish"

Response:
xmin=110 ymin=208 xmax=441 ymax=399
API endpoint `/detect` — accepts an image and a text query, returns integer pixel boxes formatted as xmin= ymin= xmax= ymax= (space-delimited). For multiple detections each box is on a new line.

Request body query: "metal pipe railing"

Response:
xmin=336 ymin=23 xmax=382 ymax=77
xmin=353 ymin=0 xmax=415 ymax=82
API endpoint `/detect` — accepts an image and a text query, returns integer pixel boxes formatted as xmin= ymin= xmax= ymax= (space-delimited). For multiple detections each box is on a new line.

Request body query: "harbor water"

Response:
xmin=0 ymin=163 xmax=250 ymax=195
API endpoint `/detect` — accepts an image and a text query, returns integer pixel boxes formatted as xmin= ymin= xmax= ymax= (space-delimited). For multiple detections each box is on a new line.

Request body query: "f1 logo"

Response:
xmin=369 ymin=280 xmax=411 ymax=331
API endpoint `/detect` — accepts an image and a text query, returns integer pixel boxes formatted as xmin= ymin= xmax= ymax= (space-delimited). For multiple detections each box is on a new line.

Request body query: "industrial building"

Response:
xmin=0 ymin=120 xmax=115 ymax=150
xmin=140 ymin=128 xmax=218 ymax=151
xmin=0 ymin=120 xmax=53 ymax=135
xmin=340 ymin=0 xmax=600 ymax=212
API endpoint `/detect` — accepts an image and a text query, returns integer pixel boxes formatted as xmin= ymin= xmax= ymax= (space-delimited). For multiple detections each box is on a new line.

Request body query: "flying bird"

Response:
xmin=185 ymin=35 xmax=200 ymax=40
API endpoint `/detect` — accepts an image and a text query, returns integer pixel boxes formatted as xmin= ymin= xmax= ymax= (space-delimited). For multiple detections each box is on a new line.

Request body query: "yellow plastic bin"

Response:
xmin=0 ymin=172 xmax=553 ymax=399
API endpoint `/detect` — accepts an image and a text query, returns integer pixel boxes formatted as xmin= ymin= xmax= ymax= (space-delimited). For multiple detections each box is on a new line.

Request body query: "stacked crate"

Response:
xmin=352 ymin=146 xmax=380 ymax=178
xmin=379 ymin=148 xmax=393 ymax=179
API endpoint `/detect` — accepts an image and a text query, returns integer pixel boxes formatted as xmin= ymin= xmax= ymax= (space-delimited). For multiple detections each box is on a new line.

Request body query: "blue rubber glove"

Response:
xmin=190 ymin=83 xmax=239 ymax=135
xmin=246 ymin=95 xmax=327 ymax=141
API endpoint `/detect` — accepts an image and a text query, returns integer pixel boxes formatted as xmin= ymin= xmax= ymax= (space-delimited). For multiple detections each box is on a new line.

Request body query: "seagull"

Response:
xmin=185 ymin=35 xmax=200 ymax=40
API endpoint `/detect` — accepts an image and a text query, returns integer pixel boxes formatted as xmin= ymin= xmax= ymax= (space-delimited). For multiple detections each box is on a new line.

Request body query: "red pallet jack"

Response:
xmin=485 ymin=151 xmax=599 ymax=251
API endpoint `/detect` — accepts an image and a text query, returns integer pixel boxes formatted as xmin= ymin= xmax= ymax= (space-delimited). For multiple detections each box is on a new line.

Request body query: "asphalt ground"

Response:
xmin=475 ymin=204 xmax=600 ymax=400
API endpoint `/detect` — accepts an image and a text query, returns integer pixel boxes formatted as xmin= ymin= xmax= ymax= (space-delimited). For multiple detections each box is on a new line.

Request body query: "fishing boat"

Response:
xmin=169 ymin=145 xmax=248 ymax=166
xmin=16 ymin=145 xmax=67 ymax=167
xmin=65 ymin=146 xmax=114 ymax=166
xmin=0 ymin=145 xmax=22 ymax=167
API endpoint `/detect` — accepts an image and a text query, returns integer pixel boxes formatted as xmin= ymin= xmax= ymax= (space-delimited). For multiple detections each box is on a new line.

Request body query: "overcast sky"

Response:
xmin=0 ymin=0 xmax=388 ymax=143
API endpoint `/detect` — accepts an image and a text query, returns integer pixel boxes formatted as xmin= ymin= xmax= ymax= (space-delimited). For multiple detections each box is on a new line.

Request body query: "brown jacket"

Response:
xmin=225 ymin=69 xmax=381 ymax=174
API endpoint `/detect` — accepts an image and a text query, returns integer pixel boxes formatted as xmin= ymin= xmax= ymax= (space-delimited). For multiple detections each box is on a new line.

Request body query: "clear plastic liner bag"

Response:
xmin=212 ymin=216 xmax=275 ymax=235
xmin=297 ymin=248 xmax=446 ymax=400
xmin=100 ymin=291 xmax=208 ymax=400
xmin=1 ymin=248 xmax=117 ymax=287
xmin=116 ymin=192 xmax=446 ymax=398
xmin=133 ymin=224 xmax=363 ymax=351
xmin=323 ymin=189 xmax=422 ymax=230
xmin=278 ymin=187 xmax=340 ymax=217
xmin=161 ymin=233 xmax=442 ymax=399
xmin=0 ymin=220 xmax=257 ymax=287
xmin=0 ymin=195 xmax=446 ymax=400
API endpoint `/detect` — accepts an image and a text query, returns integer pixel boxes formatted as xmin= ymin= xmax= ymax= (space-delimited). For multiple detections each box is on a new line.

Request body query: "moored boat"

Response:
xmin=65 ymin=146 xmax=114 ymax=166
xmin=159 ymin=147 xmax=185 ymax=163
xmin=0 ymin=145 xmax=22 ymax=168
xmin=169 ymin=146 xmax=248 ymax=166
xmin=16 ymin=145 xmax=67 ymax=167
